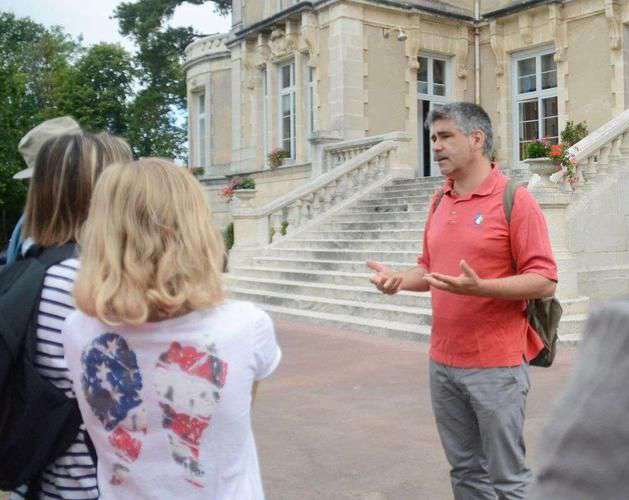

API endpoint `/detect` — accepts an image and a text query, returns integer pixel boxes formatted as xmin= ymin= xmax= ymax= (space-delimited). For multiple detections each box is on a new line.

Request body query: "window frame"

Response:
xmin=278 ymin=60 xmax=296 ymax=160
xmin=417 ymin=53 xmax=451 ymax=103
xmin=195 ymin=90 xmax=208 ymax=167
xmin=512 ymin=47 xmax=559 ymax=163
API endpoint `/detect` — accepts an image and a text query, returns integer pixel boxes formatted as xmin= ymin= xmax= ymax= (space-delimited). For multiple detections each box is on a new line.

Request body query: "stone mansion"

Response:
xmin=183 ymin=0 xmax=629 ymax=337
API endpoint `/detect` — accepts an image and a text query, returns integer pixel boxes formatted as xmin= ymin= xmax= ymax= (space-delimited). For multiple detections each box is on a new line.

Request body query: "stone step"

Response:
xmin=252 ymin=257 xmax=412 ymax=273
xmin=557 ymin=314 xmax=588 ymax=342
xmin=345 ymin=203 xmax=426 ymax=213
xmin=258 ymin=304 xmax=431 ymax=342
xmin=375 ymin=187 xmax=436 ymax=198
xmin=317 ymin=220 xmax=424 ymax=231
xmin=264 ymin=248 xmax=418 ymax=262
xmin=360 ymin=194 xmax=432 ymax=204
xmin=390 ymin=177 xmax=444 ymax=187
xmin=278 ymin=239 xmax=420 ymax=251
xmin=229 ymin=290 xmax=584 ymax=345
xmin=329 ymin=211 xmax=427 ymax=222
xmin=300 ymin=229 xmax=424 ymax=240
xmin=228 ymin=287 xmax=433 ymax=325
xmin=379 ymin=182 xmax=443 ymax=193
xmin=229 ymin=266 xmax=399 ymax=287
xmin=225 ymin=274 xmax=431 ymax=308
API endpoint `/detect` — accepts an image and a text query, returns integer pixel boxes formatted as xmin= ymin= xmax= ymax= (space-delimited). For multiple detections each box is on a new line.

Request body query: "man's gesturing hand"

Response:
xmin=424 ymin=260 xmax=484 ymax=296
xmin=367 ymin=261 xmax=403 ymax=295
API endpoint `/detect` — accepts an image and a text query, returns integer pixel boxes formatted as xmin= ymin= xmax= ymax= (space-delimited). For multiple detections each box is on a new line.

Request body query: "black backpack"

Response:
xmin=0 ymin=243 xmax=91 ymax=495
xmin=432 ymin=180 xmax=563 ymax=367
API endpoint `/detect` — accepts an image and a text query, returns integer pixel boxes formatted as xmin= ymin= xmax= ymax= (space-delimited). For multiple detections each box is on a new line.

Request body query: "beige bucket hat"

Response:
xmin=13 ymin=116 xmax=81 ymax=180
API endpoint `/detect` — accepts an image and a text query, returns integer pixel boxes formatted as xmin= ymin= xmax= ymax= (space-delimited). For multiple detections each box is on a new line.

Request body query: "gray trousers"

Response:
xmin=429 ymin=360 xmax=532 ymax=500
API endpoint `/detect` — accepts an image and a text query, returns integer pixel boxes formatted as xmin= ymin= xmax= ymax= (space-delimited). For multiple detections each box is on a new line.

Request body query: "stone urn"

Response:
xmin=523 ymin=157 xmax=562 ymax=191
xmin=232 ymin=188 xmax=257 ymax=210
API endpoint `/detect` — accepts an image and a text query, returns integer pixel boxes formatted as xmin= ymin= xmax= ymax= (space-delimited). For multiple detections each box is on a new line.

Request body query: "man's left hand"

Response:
xmin=424 ymin=260 xmax=484 ymax=296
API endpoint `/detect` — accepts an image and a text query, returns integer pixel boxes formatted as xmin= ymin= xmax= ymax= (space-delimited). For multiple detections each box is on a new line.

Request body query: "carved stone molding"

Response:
xmin=254 ymin=33 xmax=270 ymax=68
xmin=548 ymin=4 xmax=565 ymax=62
xmin=404 ymin=31 xmax=421 ymax=71
xmin=455 ymin=25 xmax=470 ymax=79
xmin=606 ymin=0 xmax=622 ymax=51
xmin=489 ymin=21 xmax=505 ymax=77
xmin=518 ymin=12 xmax=533 ymax=46
xmin=299 ymin=12 xmax=319 ymax=67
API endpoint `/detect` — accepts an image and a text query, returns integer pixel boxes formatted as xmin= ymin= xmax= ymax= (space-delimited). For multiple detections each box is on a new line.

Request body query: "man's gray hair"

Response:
xmin=425 ymin=102 xmax=494 ymax=158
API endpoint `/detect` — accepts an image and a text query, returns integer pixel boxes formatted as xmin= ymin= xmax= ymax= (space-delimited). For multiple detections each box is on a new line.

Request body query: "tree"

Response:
xmin=58 ymin=44 xmax=136 ymax=135
xmin=114 ymin=1 xmax=232 ymax=160
xmin=0 ymin=12 xmax=79 ymax=246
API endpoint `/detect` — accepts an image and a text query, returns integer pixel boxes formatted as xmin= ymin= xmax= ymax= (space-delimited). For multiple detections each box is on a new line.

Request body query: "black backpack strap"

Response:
xmin=35 ymin=243 xmax=77 ymax=268
xmin=502 ymin=179 xmax=527 ymax=225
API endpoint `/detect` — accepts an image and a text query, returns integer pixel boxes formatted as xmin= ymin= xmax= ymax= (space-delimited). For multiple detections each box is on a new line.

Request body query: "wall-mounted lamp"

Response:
xmin=382 ymin=27 xmax=408 ymax=42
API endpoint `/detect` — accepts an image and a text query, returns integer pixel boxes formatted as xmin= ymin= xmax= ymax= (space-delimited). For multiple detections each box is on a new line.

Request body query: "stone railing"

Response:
xmin=321 ymin=132 xmax=410 ymax=174
xmin=184 ymin=34 xmax=230 ymax=67
xmin=568 ymin=108 xmax=629 ymax=186
xmin=524 ymin=109 xmax=629 ymax=192
xmin=231 ymin=137 xmax=411 ymax=251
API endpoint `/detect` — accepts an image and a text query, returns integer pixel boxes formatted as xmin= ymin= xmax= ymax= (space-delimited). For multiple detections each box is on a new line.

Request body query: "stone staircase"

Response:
xmin=226 ymin=176 xmax=588 ymax=342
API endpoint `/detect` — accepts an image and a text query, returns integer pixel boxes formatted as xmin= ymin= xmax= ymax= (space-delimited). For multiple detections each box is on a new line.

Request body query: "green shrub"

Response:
xmin=525 ymin=140 xmax=550 ymax=159
xmin=561 ymin=121 xmax=588 ymax=147
xmin=223 ymin=222 xmax=234 ymax=251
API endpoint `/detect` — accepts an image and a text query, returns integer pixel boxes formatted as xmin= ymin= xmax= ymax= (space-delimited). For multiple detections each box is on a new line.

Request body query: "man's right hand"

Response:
xmin=367 ymin=261 xmax=403 ymax=295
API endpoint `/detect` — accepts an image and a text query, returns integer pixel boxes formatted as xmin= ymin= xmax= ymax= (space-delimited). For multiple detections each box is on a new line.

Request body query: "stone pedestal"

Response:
xmin=532 ymin=190 xmax=579 ymax=299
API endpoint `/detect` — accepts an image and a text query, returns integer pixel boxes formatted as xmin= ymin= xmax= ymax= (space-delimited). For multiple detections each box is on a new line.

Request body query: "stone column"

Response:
xmin=230 ymin=42 xmax=244 ymax=174
xmin=294 ymin=50 xmax=307 ymax=163
xmin=327 ymin=3 xmax=365 ymax=140
xmin=533 ymin=191 xmax=580 ymax=299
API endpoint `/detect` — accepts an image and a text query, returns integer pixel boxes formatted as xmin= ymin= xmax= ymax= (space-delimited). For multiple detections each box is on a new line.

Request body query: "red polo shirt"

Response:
xmin=419 ymin=166 xmax=558 ymax=368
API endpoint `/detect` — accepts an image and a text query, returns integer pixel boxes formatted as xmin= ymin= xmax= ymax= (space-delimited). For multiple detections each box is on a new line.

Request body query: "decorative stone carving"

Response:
xmin=489 ymin=21 xmax=505 ymax=77
xmin=548 ymin=4 xmax=565 ymax=62
xmin=254 ymin=33 xmax=270 ymax=68
xmin=606 ymin=0 xmax=622 ymax=51
xmin=455 ymin=25 xmax=470 ymax=79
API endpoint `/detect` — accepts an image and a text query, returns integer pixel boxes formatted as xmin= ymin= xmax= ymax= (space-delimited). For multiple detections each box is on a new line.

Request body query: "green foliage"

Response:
xmin=0 ymin=12 xmax=79 ymax=246
xmin=58 ymin=44 xmax=136 ymax=135
xmin=525 ymin=140 xmax=550 ymax=159
xmin=560 ymin=121 xmax=588 ymax=147
xmin=236 ymin=177 xmax=255 ymax=189
xmin=223 ymin=222 xmax=234 ymax=251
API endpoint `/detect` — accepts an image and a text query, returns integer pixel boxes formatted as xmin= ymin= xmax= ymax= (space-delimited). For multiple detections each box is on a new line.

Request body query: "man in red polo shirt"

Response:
xmin=367 ymin=102 xmax=557 ymax=500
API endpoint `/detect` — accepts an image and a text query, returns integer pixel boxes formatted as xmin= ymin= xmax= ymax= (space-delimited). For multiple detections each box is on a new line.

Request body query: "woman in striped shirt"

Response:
xmin=11 ymin=132 xmax=133 ymax=500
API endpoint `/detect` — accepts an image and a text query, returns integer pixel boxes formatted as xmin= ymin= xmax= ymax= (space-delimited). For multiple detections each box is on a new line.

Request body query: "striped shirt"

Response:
xmin=12 ymin=258 xmax=98 ymax=500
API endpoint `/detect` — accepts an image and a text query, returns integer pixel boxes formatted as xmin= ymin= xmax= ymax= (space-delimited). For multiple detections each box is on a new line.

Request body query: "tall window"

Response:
xmin=196 ymin=92 xmax=208 ymax=167
xmin=417 ymin=55 xmax=448 ymax=99
xmin=262 ymin=67 xmax=269 ymax=167
xmin=307 ymin=66 xmax=316 ymax=135
xmin=514 ymin=49 xmax=558 ymax=160
xmin=279 ymin=61 xmax=296 ymax=159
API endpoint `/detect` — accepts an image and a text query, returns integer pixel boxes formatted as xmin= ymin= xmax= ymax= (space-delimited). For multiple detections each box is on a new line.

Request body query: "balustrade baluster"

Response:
xmin=286 ymin=201 xmax=301 ymax=235
xmin=271 ymin=212 xmax=283 ymax=243
xmin=597 ymin=144 xmax=611 ymax=174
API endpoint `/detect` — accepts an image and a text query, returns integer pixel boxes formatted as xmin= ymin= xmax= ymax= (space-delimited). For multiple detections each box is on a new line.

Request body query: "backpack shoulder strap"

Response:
xmin=502 ymin=179 xmax=527 ymax=225
xmin=35 ymin=243 xmax=77 ymax=269
xmin=431 ymin=188 xmax=445 ymax=214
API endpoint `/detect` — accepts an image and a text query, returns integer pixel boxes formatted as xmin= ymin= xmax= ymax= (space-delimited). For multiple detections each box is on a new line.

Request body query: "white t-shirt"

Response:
xmin=61 ymin=301 xmax=281 ymax=500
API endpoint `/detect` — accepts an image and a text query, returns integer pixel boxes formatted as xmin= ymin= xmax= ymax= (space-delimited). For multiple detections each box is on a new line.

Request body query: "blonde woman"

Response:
xmin=11 ymin=132 xmax=133 ymax=500
xmin=62 ymin=159 xmax=281 ymax=500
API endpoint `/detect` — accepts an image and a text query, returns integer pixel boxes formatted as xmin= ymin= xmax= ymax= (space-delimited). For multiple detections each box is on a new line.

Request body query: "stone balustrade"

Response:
xmin=231 ymin=138 xmax=410 ymax=253
xmin=321 ymin=132 xmax=411 ymax=174
xmin=559 ymin=108 xmax=629 ymax=190
xmin=184 ymin=34 xmax=230 ymax=66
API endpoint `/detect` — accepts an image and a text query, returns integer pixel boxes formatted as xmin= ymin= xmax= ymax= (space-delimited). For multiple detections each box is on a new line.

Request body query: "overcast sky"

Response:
xmin=3 ymin=0 xmax=232 ymax=52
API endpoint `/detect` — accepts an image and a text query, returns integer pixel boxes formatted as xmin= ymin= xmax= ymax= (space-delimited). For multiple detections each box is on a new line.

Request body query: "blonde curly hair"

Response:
xmin=74 ymin=158 xmax=225 ymax=326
